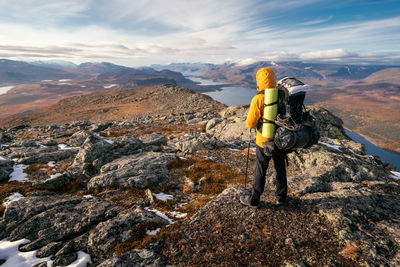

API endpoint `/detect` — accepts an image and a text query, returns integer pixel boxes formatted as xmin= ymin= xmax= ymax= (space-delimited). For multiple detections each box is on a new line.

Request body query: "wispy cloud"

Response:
xmin=0 ymin=0 xmax=398 ymax=65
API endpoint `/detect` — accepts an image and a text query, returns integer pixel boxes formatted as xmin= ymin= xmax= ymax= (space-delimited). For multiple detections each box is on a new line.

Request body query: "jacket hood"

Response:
xmin=256 ymin=67 xmax=276 ymax=92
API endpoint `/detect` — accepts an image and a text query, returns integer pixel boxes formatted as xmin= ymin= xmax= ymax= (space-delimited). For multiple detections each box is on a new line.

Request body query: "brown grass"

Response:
xmin=114 ymin=221 xmax=166 ymax=255
xmin=341 ymin=243 xmax=359 ymax=260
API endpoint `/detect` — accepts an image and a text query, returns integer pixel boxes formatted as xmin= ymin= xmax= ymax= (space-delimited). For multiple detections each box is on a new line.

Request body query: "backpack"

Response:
xmin=256 ymin=77 xmax=320 ymax=151
xmin=274 ymin=77 xmax=320 ymax=150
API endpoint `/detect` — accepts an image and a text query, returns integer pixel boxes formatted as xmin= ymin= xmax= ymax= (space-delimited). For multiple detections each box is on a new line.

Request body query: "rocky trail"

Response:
xmin=0 ymin=85 xmax=399 ymax=266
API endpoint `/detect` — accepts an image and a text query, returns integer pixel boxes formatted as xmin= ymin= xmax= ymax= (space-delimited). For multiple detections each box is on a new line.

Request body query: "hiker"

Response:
xmin=240 ymin=67 xmax=287 ymax=207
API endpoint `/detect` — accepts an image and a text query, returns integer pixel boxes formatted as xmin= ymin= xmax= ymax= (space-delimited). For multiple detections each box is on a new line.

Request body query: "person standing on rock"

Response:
xmin=240 ymin=67 xmax=287 ymax=207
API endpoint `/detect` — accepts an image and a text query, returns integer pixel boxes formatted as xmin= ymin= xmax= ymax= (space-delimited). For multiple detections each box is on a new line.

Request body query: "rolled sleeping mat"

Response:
xmin=262 ymin=88 xmax=278 ymax=139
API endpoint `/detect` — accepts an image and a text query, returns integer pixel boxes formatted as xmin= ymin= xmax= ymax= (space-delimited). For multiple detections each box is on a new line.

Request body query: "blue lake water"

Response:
xmin=187 ymin=75 xmax=400 ymax=170
xmin=345 ymin=129 xmax=400 ymax=171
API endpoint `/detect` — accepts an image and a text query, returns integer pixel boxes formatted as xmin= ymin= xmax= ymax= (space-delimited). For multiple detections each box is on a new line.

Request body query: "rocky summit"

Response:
xmin=0 ymin=85 xmax=399 ymax=266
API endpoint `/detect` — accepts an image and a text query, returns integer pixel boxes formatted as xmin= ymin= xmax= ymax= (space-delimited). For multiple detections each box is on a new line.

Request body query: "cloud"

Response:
xmin=299 ymin=16 xmax=333 ymax=26
xmin=299 ymin=49 xmax=354 ymax=60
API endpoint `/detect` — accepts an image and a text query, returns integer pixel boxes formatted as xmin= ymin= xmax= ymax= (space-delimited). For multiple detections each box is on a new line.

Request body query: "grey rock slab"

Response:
xmin=88 ymin=207 xmax=168 ymax=263
xmin=0 ymin=157 xmax=13 ymax=182
xmin=139 ymin=133 xmax=167 ymax=147
xmin=69 ymin=130 xmax=94 ymax=147
xmin=18 ymin=149 xmax=78 ymax=164
xmin=87 ymin=152 xmax=176 ymax=190
xmin=97 ymin=249 xmax=166 ymax=267
xmin=175 ymin=133 xmax=225 ymax=154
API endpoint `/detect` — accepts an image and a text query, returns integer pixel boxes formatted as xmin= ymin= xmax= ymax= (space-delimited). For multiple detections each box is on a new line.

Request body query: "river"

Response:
xmin=186 ymin=75 xmax=400 ymax=171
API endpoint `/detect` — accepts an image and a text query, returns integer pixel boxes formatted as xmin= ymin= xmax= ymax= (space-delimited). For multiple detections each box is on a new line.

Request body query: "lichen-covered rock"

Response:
xmin=88 ymin=208 xmax=168 ymax=262
xmin=112 ymin=136 xmax=144 ymax=156
xmin=0 ymin=132 xmax=12 ymax=143
xmin=69 ymin=130 xmax=93 ymax=147
xmin=87 ymin=152 xmax=176 ymax=190
xmin=97 ymin=249 xmax=166 ymax=267
xmin=175 ymin=133 xmax=225 ymax=154
xmin=72 ymin=135 xmax=113 ymax=174
xmin=139 ymin=133 xmax=167 ymax=147
xmin=0 ymin=157 xmax=13 ymax=182
xmin=18 ymin=149 xmax=78 ymax=165
xmin=307 ymin=106 xmax=347 ymax=139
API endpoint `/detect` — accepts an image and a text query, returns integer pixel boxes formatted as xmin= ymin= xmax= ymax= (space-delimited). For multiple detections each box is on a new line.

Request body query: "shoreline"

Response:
xmin=345 ymin=127 xmax=400 ymax=155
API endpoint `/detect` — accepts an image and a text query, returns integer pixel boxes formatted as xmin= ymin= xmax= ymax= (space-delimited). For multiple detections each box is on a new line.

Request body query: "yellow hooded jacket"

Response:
xmin=246 ymin=67 xmax=277 ymax=148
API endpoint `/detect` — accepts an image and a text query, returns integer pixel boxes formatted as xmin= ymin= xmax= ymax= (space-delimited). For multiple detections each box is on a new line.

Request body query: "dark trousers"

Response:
xmin=250 ymin=145 xmax=287 ymax=204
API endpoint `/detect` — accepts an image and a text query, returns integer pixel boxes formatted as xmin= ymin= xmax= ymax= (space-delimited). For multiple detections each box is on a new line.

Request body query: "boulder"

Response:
xmin=69 ymin=130 xmax=93 ymax=147
xmin=307 ymin=106 xmax=347 ymax=139
xmin=0 ymin=132 xmax=12 ymax=143
xmin=72 ymin=135 xmax=114 ymax=174
xmin=139 ymin=133 xmax=167 ymax=147
xmin=97 ymin=249 xmax=166 ymax=267
xmin=175 ymin=133 xmax=225 ymax=154
xmin=112 ymin=136 xmax=144 ymax=156
xmin=21 ymin=140 xmax=38 ymax=147
xmin=18 ymin=149 xmax=78 ymax=165
xmin=88 ymin=208 xmax=168 ymax=262
xmin=0 ymin=157 xmax=13 ymax=182
xmin=87 ymin=152 xmax=176 ymax=190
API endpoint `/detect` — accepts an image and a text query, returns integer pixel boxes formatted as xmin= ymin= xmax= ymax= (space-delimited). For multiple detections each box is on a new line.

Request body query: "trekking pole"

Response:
xmin=244 ymin=129 xmax=252 ymax=192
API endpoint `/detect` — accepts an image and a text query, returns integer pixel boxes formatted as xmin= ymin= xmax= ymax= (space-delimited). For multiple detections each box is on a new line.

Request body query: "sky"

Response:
xmin=0 ymin=0 xmax=399 ymax=67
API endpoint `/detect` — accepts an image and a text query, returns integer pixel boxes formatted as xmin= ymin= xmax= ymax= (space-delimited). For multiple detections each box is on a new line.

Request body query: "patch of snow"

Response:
xmin=41 ymin=80 xmax=52 ymax=82
xmin=0 ymin=86 xmax=15 ymax=95
xmin=83 ymin=195 xmax=93 ymax=199
xmin=168 ymin=211 xmax=187 ymax=219
xmin=179 ymin=157 xmax=187 ymax=160
xmin=146 ymin=228 xmax=161 ymax=236
xmin=58 ymin=144 xmax=72 ymax=150
xmin=48 ymin=173 xmax=62 ymax=180
xmin=68 ymin=251 xmax=92 ymax=267
xmin=0 ymin=156 xmax=7 ymax=160
xmin=144 ymin=207 xmax=174 ymax=224
xmin=57 ymin=83 xmax=72 ymax=85
xmin=93 ymin=133 xmax=100 ymax=137
xmin=183 ymin=134 xmax=191 ymax=137
xmin=228 ymin=148 xmax=240 ymax=152
xmin=9 ymin=164 xmax=29 ymax=182
xmin=104 ymin=139 xmax=114 ymax=144
xmin=47 ymin=161 xmax=56 ymax=167
xmin=59 ymin=79 xmax=71 ymax=82
xmin=3 ymin=193 xmax=24 ymax=207
xmin=103 ymin=84 xmax=118 ymax=89
xmin=80 ymin=85 xmax=86 ymax=88
xmin=368 ymin=155 xmax=374 ymax=159
xmin=0 ymin=238 xmax=53 ymax=267
xmin=391 ymin=171 xmax=400 ymax=180
xmin=12 ymin=158 xmax=18 ymax=162
xmin=319 ymin=142 xmax=341 ymax=151
xmin=153 ymin=193 xmax=173 ymax=202
xmin=35 ymin=141 xmax=47 ymax=148
xmin=270 ymin=61 xmax=278 ymax=66
xmin=176 ymin=202 xmax=187 ymax=208
xmin=304 ymin=67 xmax=312 ymax=70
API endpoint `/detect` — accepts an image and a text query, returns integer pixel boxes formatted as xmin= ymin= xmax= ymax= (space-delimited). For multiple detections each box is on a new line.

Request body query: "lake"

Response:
xmin=186 ymin=75 xmax=257 ymax=106
xmin=345 ymin=129 xmax=400 ymax=171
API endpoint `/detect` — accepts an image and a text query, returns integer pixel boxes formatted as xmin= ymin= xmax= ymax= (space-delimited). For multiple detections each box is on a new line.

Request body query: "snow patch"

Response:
xmin=80 ymin=85 xmax=86 ymax=88
xmin=41 ymin=80 xmax=52 ymax=82
xmin=35 ymin=141 xmax=47 ymax=148
xmin=9 ymin=164 xmax=29 ymax=182
xmin=68 ymin=251 xmax=92 ymax=267
xmin=0 ymin=156 xmax=7 ymax=161
xmin=104 ymin=139 xmax=114 ymax=144
xmin=153 ymin=193 xmax=173 ymax=202
xmin=319 ymin=142 xmax=341 ymax=151
xmin=144 ymin=207 xmax=174 ymax=224
xmin=58 ymin=144 xmax=72 ymax=150
xmin=3 ymin=193 xmax=24 ymax=207
xmin=0 ymin=86 xmax=15 ymax=95
xmin=0 ymin=239 xmax=91 ymax=267
xmin=47 ymin=161 xmax=56 ymax=167
xmin=391 ymin=171 xmax=400 ymax=180
xmin=103 ymin=84 xmax=118 ymax=89
xmin=168 ymin=211 xmax=187 ymax=219
xmin=228 ymin=148 xmax=240 ymax=152
xmin=0 ymin=239 xmax=52 ymax=267
xmin=48 ymin=173 xmax=62 ymax=180
xmin=83 ymin=195 xmax=93 ymax=199
xmin=58 ymin=79 xmax=71 ymax=82
xmin=146 ymin=228 xmax=161 ymax=236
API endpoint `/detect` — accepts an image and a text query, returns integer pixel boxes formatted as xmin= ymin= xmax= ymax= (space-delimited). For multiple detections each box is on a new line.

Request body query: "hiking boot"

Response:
xmin=240 ymin=195 xmax=259 ymax=208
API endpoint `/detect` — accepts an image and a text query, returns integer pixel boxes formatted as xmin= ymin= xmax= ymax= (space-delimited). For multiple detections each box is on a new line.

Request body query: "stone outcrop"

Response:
xmin=175 ymin=133 xmax=225 ymax=154
xmin=87 ymin=152 xmax=176 ymax=190
xmin=0 ymin=157 xmax=13 ymax=182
